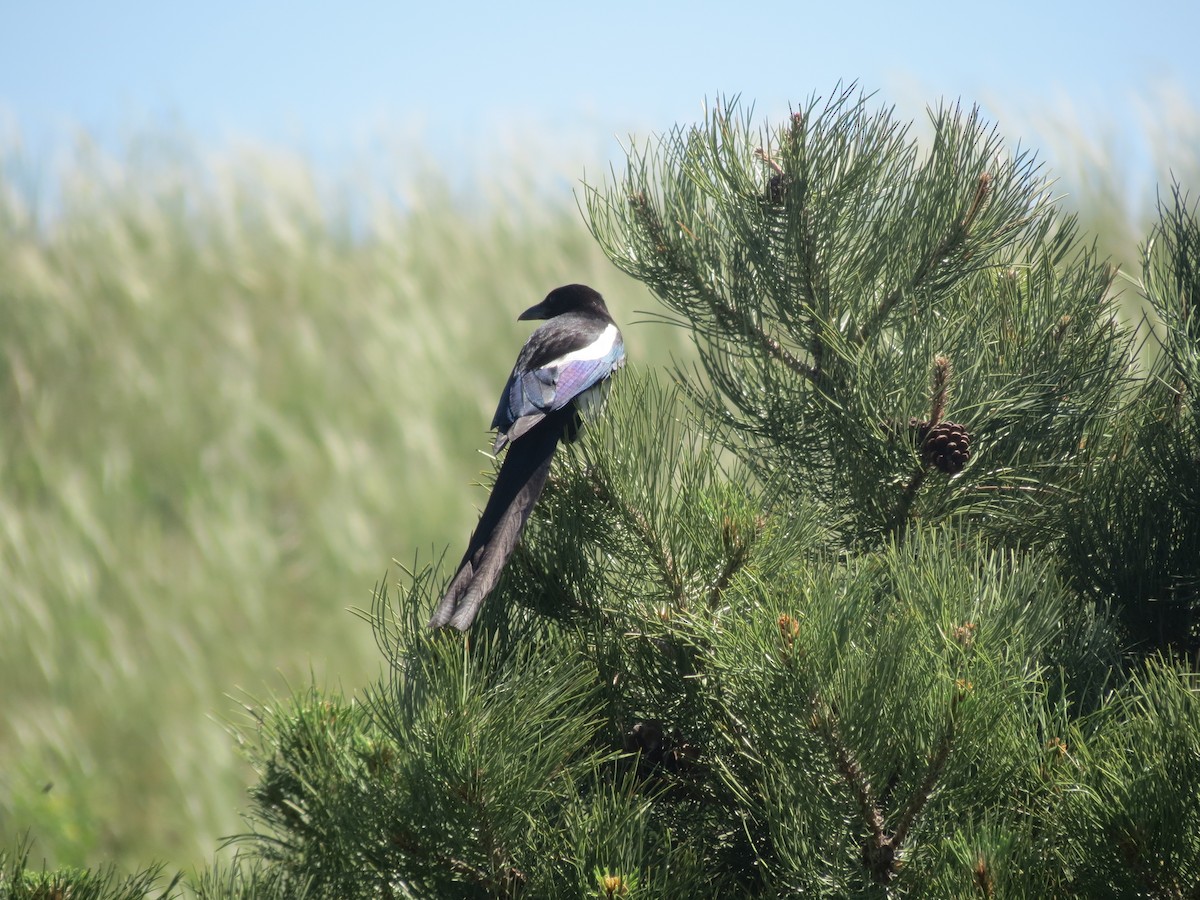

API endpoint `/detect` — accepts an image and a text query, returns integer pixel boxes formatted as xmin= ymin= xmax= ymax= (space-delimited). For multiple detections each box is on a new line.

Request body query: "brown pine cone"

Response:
xmin=914 ymin=420 xmax=971 ymax=474
xmin=766 ymin=172 xmax=790 ymax=204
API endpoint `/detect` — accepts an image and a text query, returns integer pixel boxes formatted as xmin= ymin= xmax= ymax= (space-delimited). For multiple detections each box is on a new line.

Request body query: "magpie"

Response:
xmin=428 ymin=284 xmax=625 ymax=630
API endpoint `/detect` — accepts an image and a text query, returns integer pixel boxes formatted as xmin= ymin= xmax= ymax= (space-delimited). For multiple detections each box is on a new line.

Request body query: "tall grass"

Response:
xmin=986 ymin=83 xmax=1200 ymax=270
xmin=0 ymin=132 xmax=688 ymax=872
xmin=0 ymin=96 xmax=1195 ymax=875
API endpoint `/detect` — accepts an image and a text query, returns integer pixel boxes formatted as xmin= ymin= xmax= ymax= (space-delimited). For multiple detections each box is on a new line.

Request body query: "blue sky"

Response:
xmin=2 ymin=0 xmax=1198 ymax=184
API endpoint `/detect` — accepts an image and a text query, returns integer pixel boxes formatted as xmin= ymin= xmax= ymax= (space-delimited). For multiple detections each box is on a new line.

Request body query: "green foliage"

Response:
xmin=0 ymin=135 xmax=682 ymax=871
xmin=215 ymin=377 xmax=1184 ymax=897
xmin=187 ymin=855 xmax=308 ymax=900
xmin=6 ymin=89 xmax=1200 ymax=898
xmin=1055 ymin=184 xmax=1200 ymax=652
xmin=0 ymin=838 xmax=179 ymax=899
xmin=227 ymin=556 xmax=718 ymax=898
xmin=585 ymin=89 xmax=1132 ymax=548
xmin=1068 ymin=661 xmax=1200 ymax=896
xmin=198 ymin=91 xmax=1195 ymax=897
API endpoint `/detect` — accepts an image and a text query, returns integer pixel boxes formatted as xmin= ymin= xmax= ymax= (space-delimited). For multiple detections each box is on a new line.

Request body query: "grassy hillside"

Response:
xmin=0 ymin=134 xmax=691 ymax=872
xmin=0 ymin=105 xmax=1193 ymax=875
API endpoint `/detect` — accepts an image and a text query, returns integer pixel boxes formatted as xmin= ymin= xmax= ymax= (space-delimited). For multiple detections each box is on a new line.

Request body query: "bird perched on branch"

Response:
xmin=428 ymin=284 xmax=625 ymax=630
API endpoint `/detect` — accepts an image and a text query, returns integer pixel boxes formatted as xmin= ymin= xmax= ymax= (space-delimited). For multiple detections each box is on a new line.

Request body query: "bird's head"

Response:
xmin=518 ymin=284 xmax=608 ymax=321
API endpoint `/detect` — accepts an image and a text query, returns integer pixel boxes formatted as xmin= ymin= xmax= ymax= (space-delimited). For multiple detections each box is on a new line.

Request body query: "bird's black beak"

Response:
xmin=517 ymin=300 xmax=549 ymax=321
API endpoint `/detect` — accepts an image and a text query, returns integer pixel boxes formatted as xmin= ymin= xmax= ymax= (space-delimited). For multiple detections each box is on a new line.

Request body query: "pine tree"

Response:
xmin=585 ymin=88 xmax=1129 ymax=552
xmin=23 ymin=87 xmax=1198 ymax=898
xmin=1055 ymin=182 xmax=1200 ymax=654
xmin=0 ymin=838 xmax=181 ymax=899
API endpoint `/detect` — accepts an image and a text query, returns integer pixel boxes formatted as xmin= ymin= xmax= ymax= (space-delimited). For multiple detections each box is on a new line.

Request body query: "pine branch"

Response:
xmin=812 ymin=687 xmax=961 ymax=884
xmin=811 ymin=695 xmax=892 ymax=880
xmin=1116 ymin=832 xmax=1188 ymax=900
xmin=856 ymin=171 xmax=992 ymax=344
xmin=757 ymin=122 xmax=832 ymax=381
xmin=387 ymin=822 xmax=520 ymax=897
xmin=973 ymin=855 xmax=997 ymax=899
xmin=706 ymin=549 xmax=744 ymax=609
xmin=885 ymin=355 xmax=957 ymax=540
xmin=929 ymin=355 xmax=952 ymax=428
xmin=891 ymin=705 xmax=957 ymax=851
xmin=583 ymin=463 xmax=683 ymax=603
xmin=887 ymin=466 xmax=929 ymax=542
xmin=628 ymin=192 xmax=819 ymax=384
xmin=707 ymin=515 xmax=761 ymax=609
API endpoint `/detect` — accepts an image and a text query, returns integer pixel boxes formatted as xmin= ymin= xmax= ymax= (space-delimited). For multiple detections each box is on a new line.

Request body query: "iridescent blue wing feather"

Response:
xmin=492 ymin=321 xmax=624 ymax=451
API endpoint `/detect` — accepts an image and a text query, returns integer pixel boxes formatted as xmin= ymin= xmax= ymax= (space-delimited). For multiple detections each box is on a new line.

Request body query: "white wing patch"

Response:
xmin=549 ymin=323 xmax=620 ymax=366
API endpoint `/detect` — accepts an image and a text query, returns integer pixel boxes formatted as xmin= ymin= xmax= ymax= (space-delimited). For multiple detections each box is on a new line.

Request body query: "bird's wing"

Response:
xmin=492 ymin=321 xmax=624 ymax=450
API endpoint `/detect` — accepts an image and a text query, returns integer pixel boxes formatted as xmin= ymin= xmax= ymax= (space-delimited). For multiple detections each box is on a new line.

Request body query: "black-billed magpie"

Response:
xmin=428 ymin=284 xmax=625 ymax=630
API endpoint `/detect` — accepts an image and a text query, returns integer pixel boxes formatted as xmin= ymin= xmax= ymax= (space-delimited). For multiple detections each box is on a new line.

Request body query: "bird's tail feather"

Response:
xmin=428 ymin=416 xmax=563 ymax=630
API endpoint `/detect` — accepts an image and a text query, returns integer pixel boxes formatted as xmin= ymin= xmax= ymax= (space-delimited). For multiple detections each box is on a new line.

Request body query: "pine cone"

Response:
xmin=624 ymin=720 xmax=666 ymax=763
xmin=766 ymin=172 xmax=789 ymax=204
xmin=623 ymin=720 xmax=695 ymax=776
xmin=910 ymin=419 xmax=971 ymax=474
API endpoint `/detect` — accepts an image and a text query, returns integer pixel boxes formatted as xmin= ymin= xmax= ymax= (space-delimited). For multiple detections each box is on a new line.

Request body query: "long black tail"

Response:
xmin=428 ymin=414 xmax=565 ymax=630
